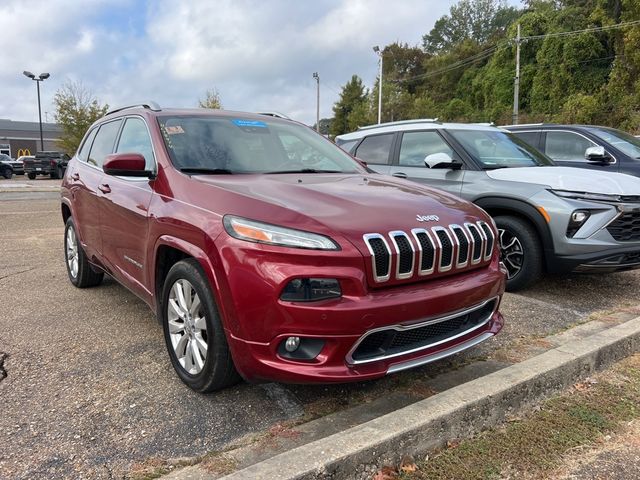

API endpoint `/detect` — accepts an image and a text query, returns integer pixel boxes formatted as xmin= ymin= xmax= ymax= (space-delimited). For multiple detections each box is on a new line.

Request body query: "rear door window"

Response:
xmin=354 ymin=133 xmax=394 ymax=165
xmin=88 ymin=120 xmax=122 ymax=168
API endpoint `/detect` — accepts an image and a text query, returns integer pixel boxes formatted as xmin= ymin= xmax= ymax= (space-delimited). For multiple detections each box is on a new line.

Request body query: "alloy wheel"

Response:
xmin=66 ymin=227 xmax=79 ymax=278
xmin=498 ymin=228 xmax=524 ymax=279
xmin=167 ymin=279 xmax=208 ymax=375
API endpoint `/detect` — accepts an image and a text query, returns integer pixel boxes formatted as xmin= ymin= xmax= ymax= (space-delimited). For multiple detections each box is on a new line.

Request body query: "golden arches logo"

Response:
xmin=17 ymin=148 xmax=31 ymax=156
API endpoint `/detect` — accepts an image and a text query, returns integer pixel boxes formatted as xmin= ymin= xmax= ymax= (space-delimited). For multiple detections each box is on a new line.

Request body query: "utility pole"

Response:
xmin=512 ymin=23 xmax=521 ymax=125
xmin=373 ymin=46 xmax=383 ymax=124
xmin=312 ymin=72 xmax=320 ymax=132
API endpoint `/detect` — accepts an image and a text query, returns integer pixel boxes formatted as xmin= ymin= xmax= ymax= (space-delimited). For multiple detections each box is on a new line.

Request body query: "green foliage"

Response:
xmin=330 ymin=75 xmax=371 ymax=136
xmin=53 ymin=81 xmax=108 ymax=155
xmin=198 ymin=88 xmax=223 ymax=109
xmin=331 ymin=0 xmax=640 ymax=134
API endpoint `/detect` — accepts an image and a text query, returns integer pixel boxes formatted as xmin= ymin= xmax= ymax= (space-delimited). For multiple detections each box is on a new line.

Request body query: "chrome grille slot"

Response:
xmin=466 ymin=223 xmax=484 ymax=264
xmin=451 ymin=225 xmax=469 ymax=268
xmin=363 ymin=234 xmax=391 ymax=282
xmin=389 ymin=231 xmax=415 ymax=279
xmin=411 ymin=228 xmax=435 ymax=275
xmin=478 ymin=222 xmax=495 ymax=260
xmin=433 ymin=227 xmax=453 ymax=272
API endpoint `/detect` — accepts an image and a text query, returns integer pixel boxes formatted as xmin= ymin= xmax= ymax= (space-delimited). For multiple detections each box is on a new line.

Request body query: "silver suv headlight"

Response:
xmin=550 ymin=189 xmax=624 ymax=203
xmin=223 ymin=215 xmax=339 ymax=250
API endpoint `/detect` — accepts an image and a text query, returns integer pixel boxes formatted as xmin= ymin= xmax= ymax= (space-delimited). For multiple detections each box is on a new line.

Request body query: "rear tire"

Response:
xmin=494 ymin=215 xmax=543 ymax=292
xmin=27 ymin=172 xmax=36 ymax=180
xmin=161 ymin=259 xmax=240 ymax=392
xmin=64 ymin=217 xmax=104 ymax=288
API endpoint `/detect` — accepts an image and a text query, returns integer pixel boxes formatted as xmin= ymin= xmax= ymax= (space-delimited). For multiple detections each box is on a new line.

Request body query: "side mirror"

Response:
xmin=424 ymin=152 xmax=462 ymax=170
xmin=585 ymin=146 xmax=613 ymax=164
xmin=103 ymin=153 xmax=155 ymax=178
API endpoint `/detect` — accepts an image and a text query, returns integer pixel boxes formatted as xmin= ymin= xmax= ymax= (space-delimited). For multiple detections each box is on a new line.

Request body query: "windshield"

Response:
xmin=157 ymin=115 xmax=361 ymax=174
xmin=448 ymin=129 xmax=553 ymax=168
xmin=588 ymin=127 xmax=640 ymax=159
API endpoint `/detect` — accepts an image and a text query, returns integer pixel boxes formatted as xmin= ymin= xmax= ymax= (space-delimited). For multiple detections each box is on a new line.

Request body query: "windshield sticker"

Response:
xmin=165 ymin=125 xmax=185 ymax=135
xmin=232 ymin=119 xmax=267 ymax=128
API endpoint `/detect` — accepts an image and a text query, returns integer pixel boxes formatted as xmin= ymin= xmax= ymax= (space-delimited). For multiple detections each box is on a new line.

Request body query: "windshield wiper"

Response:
xmin=180 ymin=167 xmax=233 ymax=175
xmin=265 ymin=168 xmax=342 ymax=174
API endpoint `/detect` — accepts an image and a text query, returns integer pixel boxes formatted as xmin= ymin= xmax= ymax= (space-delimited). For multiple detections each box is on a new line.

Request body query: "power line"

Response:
xmin=522 ymin=19 xmax=640 ymax=41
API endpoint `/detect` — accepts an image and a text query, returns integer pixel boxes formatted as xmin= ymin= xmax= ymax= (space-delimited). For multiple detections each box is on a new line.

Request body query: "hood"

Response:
xmin=485 ymin=166 xmax=640 ymax=195
xmin=193 ymin=173 xmax=487 ymax=237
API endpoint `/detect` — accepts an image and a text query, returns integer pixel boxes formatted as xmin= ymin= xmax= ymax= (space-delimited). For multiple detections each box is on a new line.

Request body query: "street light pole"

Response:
xmin=512 ymin=23 xmax=521 ymax=125
xmin=312 ymin=72 xmax=320 ymax=133
xmin=373 ymin=46 xmax=383 ymax=124
xmin=23 ymin=71 xmax=50 ymax=151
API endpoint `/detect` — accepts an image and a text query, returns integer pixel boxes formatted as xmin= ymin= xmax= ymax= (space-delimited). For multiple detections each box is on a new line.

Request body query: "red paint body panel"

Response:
xmin=61 ymin=108 xmax=506 ymax=384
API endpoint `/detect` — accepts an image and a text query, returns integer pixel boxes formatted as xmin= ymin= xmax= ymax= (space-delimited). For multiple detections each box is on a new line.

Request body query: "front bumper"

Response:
xmin=552 ymin=246 xmax=640 ymax=273
xmin=225 ymin=261 xmax=505 ymax=384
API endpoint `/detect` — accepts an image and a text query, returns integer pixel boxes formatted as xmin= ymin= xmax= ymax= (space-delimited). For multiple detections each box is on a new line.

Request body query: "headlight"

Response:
xmin=550 ymin=189 xmax=624 ymax=203
xmin=223 ymin=215 xmax=339 ymax=250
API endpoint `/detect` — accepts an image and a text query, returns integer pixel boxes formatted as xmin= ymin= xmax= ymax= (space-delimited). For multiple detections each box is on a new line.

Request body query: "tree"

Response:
xmin=422 ymin=0 xmax=520 ymax=54
xmin=53 ymin=81 xmax=108 ymax=155
xmin=198 ymin=88 xmax=223 ymax=109
xmin=330 ymin=75 xmax=371 ymax=136
xmin=313 ymin=118 xmax=332 ymax=135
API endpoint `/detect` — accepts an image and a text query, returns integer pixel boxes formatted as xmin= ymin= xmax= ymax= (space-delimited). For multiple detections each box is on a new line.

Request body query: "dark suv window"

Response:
xmin=354 ymin=133 xmax=394 ymax=165
xmin=544 ymin=131 xmax=595 ymax=162
xmin=88 ymin=120 xmax=122 ymax=167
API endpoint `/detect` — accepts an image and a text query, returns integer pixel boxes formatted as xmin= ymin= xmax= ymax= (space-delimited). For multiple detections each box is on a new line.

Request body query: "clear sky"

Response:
xmin=1 ymin=0 xmax=520 ymax=126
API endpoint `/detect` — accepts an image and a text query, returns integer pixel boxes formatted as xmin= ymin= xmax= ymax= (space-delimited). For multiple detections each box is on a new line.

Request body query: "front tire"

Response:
xmin=3 ymin=169 xmax=12 ymax=179
xmin=27 ymin=172 xmax=36 ymax=180
xmin=64 ymin=218 xmax=104 ymax=288
xmin=161 ymin=259 xmax=240 ymax=392
xmin=494 ymin=215 xmax=543 ymax=292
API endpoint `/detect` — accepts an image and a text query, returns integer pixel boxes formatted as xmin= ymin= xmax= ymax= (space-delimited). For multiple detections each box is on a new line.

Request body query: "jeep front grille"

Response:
xmin=607 ymin=212 xmax=640 ymax=242
xmin=363 ymin=222 xmax=494 ymax=283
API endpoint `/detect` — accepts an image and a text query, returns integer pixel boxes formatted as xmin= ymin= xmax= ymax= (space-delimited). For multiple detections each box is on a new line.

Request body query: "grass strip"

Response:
xmin=401 ymin=354 xmax=640 ymax=480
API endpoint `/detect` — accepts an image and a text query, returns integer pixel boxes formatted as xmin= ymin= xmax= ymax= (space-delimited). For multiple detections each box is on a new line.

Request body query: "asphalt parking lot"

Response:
xmin=1 ymin=179 xmax=639 ymax=479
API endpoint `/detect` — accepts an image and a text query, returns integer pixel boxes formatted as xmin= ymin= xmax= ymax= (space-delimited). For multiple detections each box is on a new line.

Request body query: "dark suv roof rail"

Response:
xmin=106 ymin=101 xmax=162 ymax=116
xmin=256 ymin=111 xmax=291 ymax=119
xmin=357 ymin=118 xmax=439 ymax=131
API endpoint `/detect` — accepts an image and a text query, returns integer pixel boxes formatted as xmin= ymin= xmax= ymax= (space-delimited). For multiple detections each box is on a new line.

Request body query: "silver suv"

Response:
xmin=336 ymin=120 xmax=640 ymax=291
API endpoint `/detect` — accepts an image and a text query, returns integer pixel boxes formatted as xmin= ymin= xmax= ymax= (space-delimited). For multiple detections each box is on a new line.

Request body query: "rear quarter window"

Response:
xmin=354 ymin=133 xmax=394 ymax=165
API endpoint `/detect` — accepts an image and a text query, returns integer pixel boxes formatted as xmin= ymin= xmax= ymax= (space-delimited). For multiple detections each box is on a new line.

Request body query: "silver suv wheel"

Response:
xmin=167 ymin=279 xmax=208 ymax=375
xmin=498 ymin=228 xmax=524 ymax=279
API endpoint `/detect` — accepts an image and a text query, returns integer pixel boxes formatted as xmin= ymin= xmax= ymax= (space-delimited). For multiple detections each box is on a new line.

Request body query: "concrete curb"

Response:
xmin=215 ymin=315 xmax=640 ymax=480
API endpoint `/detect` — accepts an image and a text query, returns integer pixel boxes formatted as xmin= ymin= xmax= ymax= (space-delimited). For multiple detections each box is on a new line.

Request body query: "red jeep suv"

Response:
xmin=61 ymin=103 xmax=505 ymax=392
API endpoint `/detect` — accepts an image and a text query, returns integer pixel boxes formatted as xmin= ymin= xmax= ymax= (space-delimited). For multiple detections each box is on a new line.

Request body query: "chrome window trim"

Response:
xmin=389 ymin=230 xmax=415 ymax=280
xmin=432 ymin=226 xmax=454 ymax=272
xmin=450 ymin=224 xmax=470 ymax=268
xmin=345 ymin=296 xmax=498 ymax=365
xmin=410 ymin=228 xmax=435 ymax=275
xmin=465 ymin=222 xmax=484 ymax=264
xmin=363 ymin=233 xmax=392 ymax=282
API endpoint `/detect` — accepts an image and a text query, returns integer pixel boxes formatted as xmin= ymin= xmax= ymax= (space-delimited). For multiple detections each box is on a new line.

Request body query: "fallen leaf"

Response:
xmin=372 ymin=465 xmax=398 ymax=480
xmin=400 ymin=454 xmax=417 ymax=473
xmin=447 ymin=439 xmax=461 ymax=449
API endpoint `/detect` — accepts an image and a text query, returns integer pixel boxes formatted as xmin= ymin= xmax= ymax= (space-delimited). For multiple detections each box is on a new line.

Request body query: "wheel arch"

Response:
xmin=474 ymin=196 xmax=555 ymax=271
xmin=152 ymin=236 xmax=236 ymax=333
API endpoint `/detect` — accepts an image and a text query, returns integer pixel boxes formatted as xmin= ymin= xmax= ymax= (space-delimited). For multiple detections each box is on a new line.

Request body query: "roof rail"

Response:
xmin=106 ymin=101 xmax=162 ymax=116
xmin=499 ymin=123 xmax=549 ymax=128
xmin=256 ymin=111 xmax=291 ymax=119
xmin=357 ymin=118 xmax=439 ymax=131
xmin=472 ymin=122 xmax=495 ymax=127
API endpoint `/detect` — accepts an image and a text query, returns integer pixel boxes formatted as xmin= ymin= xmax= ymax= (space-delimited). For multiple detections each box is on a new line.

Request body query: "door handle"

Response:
xmin=392 ymin=172 xmax=408 ymax=179
xmin=71 ymin=173 xmax=80 ymax=181
xmin=98 ymin=184 xmax=111 ymax=194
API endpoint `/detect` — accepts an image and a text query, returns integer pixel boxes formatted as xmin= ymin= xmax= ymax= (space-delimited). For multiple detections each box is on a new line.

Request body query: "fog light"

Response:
xmin=285 ymin=336 xmax=300 ymax=352
xmin=567 ymin=210 xmax=590 ymax=238
xmin=280 ymin=278 xmax=341 ymax=302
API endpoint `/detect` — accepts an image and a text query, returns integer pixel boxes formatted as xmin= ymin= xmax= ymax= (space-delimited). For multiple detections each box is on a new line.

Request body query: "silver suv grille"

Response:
xmin=363 ymin=222 xmax=494 ymax=283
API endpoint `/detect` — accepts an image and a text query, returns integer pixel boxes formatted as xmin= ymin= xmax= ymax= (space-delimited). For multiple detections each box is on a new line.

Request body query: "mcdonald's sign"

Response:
xmin=17 ymin=148 xmax=31 ymax=156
